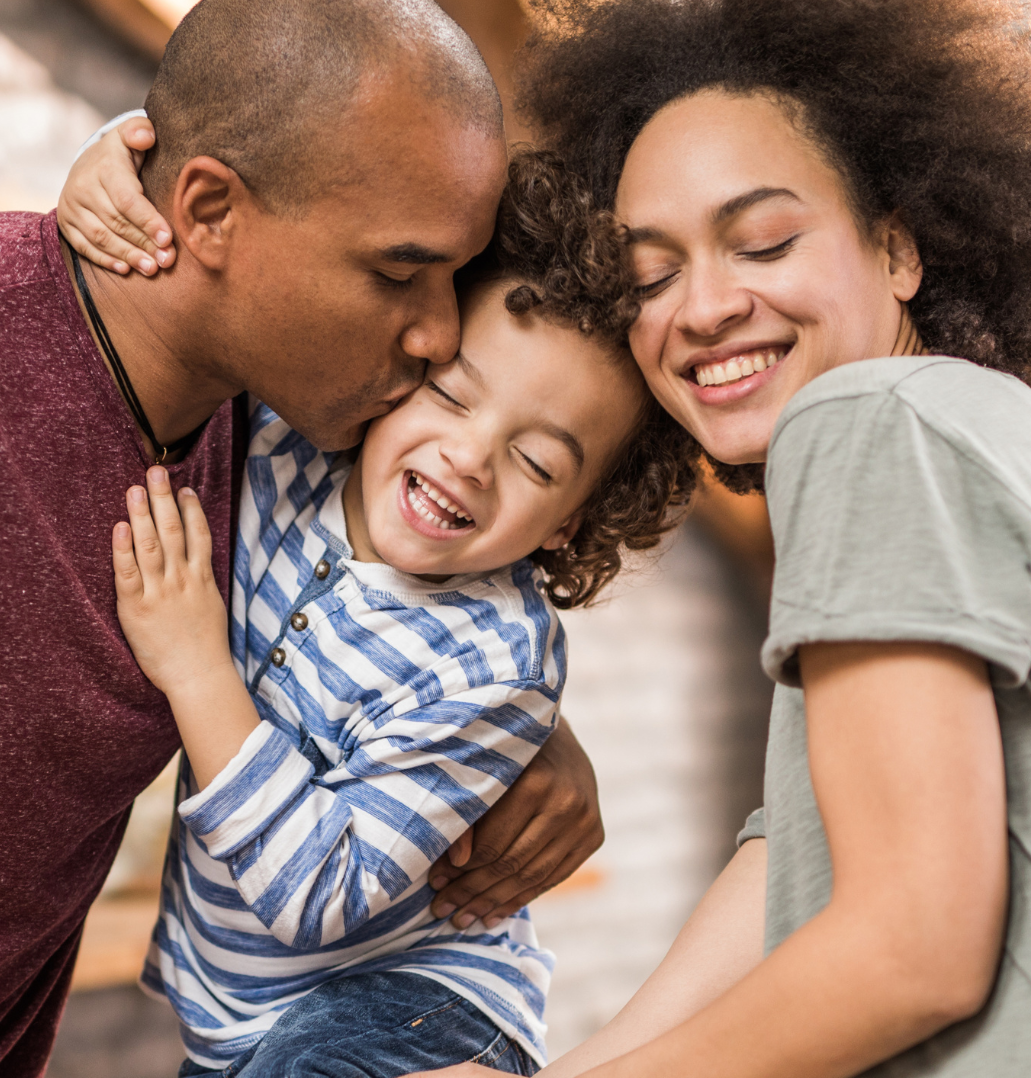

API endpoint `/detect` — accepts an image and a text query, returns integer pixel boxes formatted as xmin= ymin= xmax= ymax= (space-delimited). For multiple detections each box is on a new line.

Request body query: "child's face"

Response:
xmin=348 ymin=281 xmax=648 ymax=579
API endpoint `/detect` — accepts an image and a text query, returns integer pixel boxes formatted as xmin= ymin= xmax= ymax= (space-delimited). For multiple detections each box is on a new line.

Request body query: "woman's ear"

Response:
xmin=883 ymin=213 xmax=923 ymax=302
xmin=540 ymin=510 xmax=584 ymax=551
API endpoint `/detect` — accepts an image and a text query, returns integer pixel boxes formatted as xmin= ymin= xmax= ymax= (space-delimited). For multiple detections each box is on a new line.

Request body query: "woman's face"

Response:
xmin=616 ymin=91 xmax=922 ymax=463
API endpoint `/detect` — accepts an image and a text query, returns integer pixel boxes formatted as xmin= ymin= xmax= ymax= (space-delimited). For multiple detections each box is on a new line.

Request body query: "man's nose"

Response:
xmin=399 ymin=283 xmax=461 ymax=366
xmin=673 ymin=262 xmax=754 ymax=338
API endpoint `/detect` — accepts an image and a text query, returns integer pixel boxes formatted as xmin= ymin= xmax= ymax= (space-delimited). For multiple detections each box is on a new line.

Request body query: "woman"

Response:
xmin=60 ymin=1 xmax=1031 ymax=1075
xmin=420 ymin=0 xmax=1031 ymax=1074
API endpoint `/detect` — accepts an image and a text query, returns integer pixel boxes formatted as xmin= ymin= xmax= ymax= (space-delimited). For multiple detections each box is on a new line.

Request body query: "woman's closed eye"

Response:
xmin=740 ymin=234 xmax=800 ymax=261
xmin=636 ymin=271 xmax=679 ymax=299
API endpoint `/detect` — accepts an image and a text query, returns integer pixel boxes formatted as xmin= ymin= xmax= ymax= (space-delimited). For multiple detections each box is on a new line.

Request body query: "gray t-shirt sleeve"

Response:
xmin=762 ymin=383 xmax=1031 ymax=688
xmin=736 ymin=807 xmax=766 ymax=847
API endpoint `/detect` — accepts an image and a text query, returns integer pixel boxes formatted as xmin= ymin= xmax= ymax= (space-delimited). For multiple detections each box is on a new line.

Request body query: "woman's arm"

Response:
xmin=544 ymin=835 xmax=767 ymax=1078
xmin=58 ymin=113 xmax=176 ymax=276
xmin=573 ymin=642 xmax=1007 ymax=1078
xmin=403 ymin=836 xmax=766 ymax=1078
xmin=408 ymin=641 xmax=1007 ymax=1078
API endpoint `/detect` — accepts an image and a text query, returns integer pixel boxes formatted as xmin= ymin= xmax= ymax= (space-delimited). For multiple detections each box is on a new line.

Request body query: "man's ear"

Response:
xmin=539 ymin=510 xmax=584 ymax=551
xmin=170 ymin=156 xmax=252 ymax=272
xmin=882 ymin=213 xmax=923 ymax=303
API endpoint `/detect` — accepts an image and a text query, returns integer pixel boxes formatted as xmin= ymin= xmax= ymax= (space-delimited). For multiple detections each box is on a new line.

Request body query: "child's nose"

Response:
xmin=439 ymin=440 xmax=493 ymax=488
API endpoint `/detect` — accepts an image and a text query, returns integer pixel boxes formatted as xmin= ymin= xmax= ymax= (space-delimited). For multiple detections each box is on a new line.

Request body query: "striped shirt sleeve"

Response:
xmin=178 ymin=671 xmax=558 ymax=949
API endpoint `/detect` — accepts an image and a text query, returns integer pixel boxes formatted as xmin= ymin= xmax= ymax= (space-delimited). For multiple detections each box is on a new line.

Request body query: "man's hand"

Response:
xmin=429 ymin=717 xmax=604 ymax=928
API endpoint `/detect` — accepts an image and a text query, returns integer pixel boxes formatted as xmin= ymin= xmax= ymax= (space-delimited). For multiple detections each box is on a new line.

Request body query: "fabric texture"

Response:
xmin=143 ymin=403 xmax=562 ymax=1070
xmin=735 ymin=807 xmax=766 ymax=848
xmin=760 ymin=355 xmax=1031 ymax=1075
xmin=175 ymin=971 xmax=537 ymax=1077
xmin=0 ymin=211 xmax=240 ymax=1075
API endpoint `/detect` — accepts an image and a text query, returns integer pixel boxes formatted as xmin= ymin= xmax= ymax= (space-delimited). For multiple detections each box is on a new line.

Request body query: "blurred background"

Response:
xmin=0 ymin=1 xmax=774 ymax=1073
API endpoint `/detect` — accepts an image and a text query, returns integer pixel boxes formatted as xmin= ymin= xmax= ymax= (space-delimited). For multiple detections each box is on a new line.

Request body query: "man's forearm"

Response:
xmin=543 ymin=838 xmax=767 ymax=1078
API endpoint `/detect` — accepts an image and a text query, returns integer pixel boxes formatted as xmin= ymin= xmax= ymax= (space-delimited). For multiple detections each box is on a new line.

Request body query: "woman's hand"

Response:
xmin=58 ymin=115 xmax=176 ymax=277
xmin=113 ymin=465 xmax=231 ymax=696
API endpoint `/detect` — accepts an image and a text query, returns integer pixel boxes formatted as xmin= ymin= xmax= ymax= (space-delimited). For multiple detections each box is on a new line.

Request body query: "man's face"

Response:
xmin=216 ymin=76 xmax=508 ymax=451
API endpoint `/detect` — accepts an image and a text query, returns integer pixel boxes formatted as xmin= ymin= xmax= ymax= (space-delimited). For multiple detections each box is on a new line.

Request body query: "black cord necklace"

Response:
xmin=70 ymin=245 xmax=202 ymax=464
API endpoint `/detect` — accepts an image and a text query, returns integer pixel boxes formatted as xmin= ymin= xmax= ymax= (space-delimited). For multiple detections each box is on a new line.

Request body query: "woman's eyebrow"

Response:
xmin=710 ymin=187 xmax=801 ymax=225
xmin=625 ymin=187 xmax=801 ymax=246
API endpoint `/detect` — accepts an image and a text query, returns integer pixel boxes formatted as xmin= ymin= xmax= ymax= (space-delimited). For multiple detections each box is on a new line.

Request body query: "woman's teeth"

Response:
xmin=694 ymin=349 xmax=787 ymax=387
xmin=408 ymin=472 xmax=473 ymax=531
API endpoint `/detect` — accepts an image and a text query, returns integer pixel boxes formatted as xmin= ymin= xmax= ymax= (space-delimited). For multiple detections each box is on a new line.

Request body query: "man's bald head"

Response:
xmin=142 ymin=0 xmax=504 ymax=211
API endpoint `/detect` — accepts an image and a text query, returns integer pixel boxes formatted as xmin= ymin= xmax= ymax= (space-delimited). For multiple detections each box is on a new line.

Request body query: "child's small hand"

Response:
xmin=113 ymin=467 xmax=232 ymax=698
xmin=58 ymin=115 xmax=176 ymax=277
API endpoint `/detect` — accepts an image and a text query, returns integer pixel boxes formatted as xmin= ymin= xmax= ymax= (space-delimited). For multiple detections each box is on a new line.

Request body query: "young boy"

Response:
xmin=81 ymin=149 xmax=693 ymax=1076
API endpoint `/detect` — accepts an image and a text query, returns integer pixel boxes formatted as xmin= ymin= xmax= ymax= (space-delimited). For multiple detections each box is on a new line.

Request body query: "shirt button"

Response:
xmin=290 ymin=612 xmax=309 ymax=632
xmin=314 ymin=559 xmax=331 ymax=580
xmin=270 ymin=647 xmax=286 ymax=667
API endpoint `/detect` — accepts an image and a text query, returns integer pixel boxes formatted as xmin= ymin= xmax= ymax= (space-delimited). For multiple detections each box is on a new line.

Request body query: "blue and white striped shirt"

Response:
xmin=141 ymin=403 xmax=565 ymax=1068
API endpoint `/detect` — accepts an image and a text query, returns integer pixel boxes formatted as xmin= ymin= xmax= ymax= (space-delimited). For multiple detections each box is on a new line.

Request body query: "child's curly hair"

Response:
xmin=456 ymin=149 xmax=698 ymax=608
xmin=517 ymin=0 xmax=1031 ymax=493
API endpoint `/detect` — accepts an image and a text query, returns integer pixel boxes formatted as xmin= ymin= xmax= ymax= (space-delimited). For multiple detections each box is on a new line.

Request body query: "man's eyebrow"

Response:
xmin=379 ymin=243 xmax=452 ymax=265
xmin=710 ymin=187 xmax=801 ymax=226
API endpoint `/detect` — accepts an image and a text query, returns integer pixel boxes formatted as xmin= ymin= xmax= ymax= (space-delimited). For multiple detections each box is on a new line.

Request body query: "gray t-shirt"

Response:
xmin=755 ymin=355 xmax=1031 ymax=1075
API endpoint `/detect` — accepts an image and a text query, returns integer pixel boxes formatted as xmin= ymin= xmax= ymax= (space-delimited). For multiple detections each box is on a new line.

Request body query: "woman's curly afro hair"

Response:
xmin=518 ymin=0 xmax=1031 ymax=490
xmin=455 ymin=149 xmax=696 ymax=608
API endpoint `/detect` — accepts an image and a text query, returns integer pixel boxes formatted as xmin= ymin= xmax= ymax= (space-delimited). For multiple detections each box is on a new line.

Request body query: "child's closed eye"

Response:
xmin=425 ymin=381 xmax=466 ymax=410
xmin=516 ymin=448 xmax=553 ymax=484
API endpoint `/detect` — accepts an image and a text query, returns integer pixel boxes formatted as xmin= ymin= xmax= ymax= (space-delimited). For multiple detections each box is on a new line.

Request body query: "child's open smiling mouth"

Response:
xmin=399 ymin=470 xmax=476 ymax=537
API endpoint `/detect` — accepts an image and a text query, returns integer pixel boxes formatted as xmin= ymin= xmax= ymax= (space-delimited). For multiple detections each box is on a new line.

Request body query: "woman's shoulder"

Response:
xmin=775 ymin=355 xmax=1029 ymax=433
xmin=769 ymin=356 xmax=1031 ymax=495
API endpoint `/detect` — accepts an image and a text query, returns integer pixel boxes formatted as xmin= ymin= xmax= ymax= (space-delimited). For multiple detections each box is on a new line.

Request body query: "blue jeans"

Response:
xmin=177 ymin=972 xmax=538 ymax=1077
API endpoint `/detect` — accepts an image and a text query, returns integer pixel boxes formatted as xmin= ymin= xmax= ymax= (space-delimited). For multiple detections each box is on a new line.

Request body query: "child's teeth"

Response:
xmin=767 ymin=351 xmax=779 ymax=365
xmin=753 ymin=355 xmax=767 ymax=372
xmin=740 ymin=358 xmax=754 ymax=376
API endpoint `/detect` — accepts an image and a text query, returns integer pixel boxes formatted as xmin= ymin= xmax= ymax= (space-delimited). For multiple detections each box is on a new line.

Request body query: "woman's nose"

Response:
xmin=673 ymin=263 xmax=754 ymax=339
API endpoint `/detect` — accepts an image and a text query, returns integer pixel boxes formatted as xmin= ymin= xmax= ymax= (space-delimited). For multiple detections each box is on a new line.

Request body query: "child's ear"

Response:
xmin=540 ymin=510 xmax=583 ymax=551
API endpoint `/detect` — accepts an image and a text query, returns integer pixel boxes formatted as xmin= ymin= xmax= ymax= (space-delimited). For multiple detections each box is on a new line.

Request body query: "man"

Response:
xmin=0 ymin=1 xmax=601 ymax=1071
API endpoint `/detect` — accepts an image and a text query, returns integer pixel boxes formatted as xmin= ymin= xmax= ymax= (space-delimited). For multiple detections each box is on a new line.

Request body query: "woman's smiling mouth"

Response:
xmin=400 ymin=470 xmax=475 ymax=535
xmin=693 ymin=347 xmax=789 ymax=386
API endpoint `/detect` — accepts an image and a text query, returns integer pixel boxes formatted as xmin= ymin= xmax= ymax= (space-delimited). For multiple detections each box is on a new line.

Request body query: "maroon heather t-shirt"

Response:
xmin=0 ymin=212 xmax=243 ymax=1075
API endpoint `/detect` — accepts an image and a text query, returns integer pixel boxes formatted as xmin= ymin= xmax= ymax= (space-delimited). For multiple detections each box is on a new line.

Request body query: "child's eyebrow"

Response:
xmin=539 ymin=422 xmax=585 ymax=473
xmin=455 ymin=351 xmax=487 ymax=390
